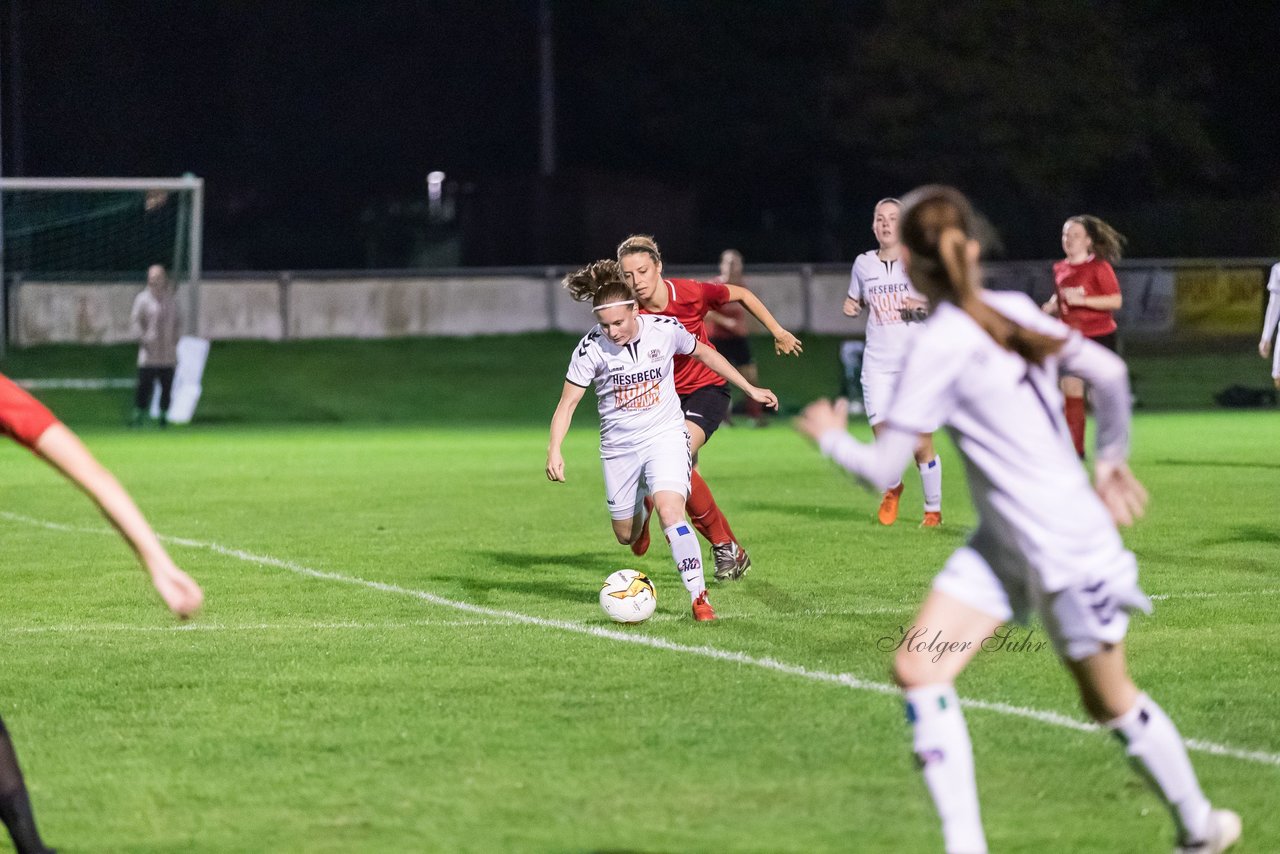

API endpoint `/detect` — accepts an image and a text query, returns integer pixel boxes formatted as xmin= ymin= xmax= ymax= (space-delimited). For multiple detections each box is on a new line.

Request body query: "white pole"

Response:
xmin=189 ymin=174 xmax=204 ymax=337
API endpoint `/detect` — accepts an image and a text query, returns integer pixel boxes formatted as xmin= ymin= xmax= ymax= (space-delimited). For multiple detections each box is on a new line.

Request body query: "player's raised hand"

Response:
xmin=794 ymin=397 xmax=849 ymax=443
xmin=1094 ymin=460 xmax=1148 ymax=527
xmin=1061 ymin=286 xmax=1087 ymax=307
xmin=774 ymin=329 xmax=803 ymax=356
xmin=546 ymin=450 xmax=566 ymax=482
xmin=842 ymin=297 xmax=861 ymax=317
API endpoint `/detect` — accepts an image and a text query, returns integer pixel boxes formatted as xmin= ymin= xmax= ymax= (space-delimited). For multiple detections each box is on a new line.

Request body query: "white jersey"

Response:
xmin=885 ymin=290 xmax=1126 ymax=593
xmin=1262 ymin=262 xmax=1280 ymax=343
xmin=848 ymin=250 xmax=929 ymax=373
xmin=566 ymin=314 xmax=698 ymax=455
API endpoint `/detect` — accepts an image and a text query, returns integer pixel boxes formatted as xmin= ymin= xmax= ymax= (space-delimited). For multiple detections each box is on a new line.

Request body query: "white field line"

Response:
xmin=1 ymin=619 xmax=510 ymax=635
xmin=12 ymin=378 xmax=135 ymax=390
xmin=3 ymin=510 xmax=1278 ymax=768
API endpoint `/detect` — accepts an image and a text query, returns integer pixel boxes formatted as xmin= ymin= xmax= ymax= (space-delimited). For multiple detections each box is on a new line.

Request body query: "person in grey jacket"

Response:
xmin=129 ymin=264 xmax=181 ymax=426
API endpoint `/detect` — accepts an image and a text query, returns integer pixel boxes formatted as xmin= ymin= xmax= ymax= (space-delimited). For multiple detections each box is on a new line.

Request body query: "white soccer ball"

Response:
xmin=599 ymin=569 xmax=657 ymax=623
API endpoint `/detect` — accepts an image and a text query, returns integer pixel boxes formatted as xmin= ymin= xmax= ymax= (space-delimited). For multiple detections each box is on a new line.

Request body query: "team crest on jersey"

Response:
xmin=647 ymin=348 xmax=661 ymax=362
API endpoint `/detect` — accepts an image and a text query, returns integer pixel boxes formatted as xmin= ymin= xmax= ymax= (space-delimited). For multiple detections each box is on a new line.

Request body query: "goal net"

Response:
xmin=0 ymin=175 xmax=203 ymax=352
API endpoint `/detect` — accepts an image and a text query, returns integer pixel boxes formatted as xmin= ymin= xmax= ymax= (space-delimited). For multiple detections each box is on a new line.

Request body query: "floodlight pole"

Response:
xmin=539 ymin=0 xmax=555 ymax=178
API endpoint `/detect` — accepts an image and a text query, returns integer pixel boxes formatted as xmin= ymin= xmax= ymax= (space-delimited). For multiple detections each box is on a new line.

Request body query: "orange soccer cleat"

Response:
xmin=630 ymin=496 xmax=655 ymax=557
xmin=691 ymin=591 xmax=717 ymax=622
xmin=921 ymin=511 xmax=943 ymax=528
xmin=877 ymin=483 xmax=905 ymax=526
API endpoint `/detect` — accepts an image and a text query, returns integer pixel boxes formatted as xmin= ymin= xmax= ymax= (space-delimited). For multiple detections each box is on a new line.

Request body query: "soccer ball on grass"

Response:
xmin=599 ymin=569 xmax=657 ymax=623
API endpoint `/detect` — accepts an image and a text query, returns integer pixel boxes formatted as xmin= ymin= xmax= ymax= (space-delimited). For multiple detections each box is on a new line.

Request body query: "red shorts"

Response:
xmin=0 ymin=374 xmax=59 ymax=448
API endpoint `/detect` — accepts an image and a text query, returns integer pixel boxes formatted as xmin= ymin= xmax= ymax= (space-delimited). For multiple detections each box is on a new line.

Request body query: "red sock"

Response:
xmin=687 ymin=470 xmax=734 ymax=545
xmin=1064 ymin=395 xmax=1086 ymax=458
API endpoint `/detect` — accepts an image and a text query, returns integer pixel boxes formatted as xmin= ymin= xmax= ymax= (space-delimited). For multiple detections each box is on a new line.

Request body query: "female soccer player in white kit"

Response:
xmin=800 ymin=186 xmax=1240 ymax=854
xmin=843 ymin=198 xmax=943 ymax=527
xmin=547 ymin=261 xmax=777 ymax=621
xmin=1258 ymin=261 xmax=1280 ymax=388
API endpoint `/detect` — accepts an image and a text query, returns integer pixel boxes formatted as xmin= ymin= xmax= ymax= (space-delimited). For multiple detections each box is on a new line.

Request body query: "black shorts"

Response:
xmin=709 ymin=336 xmax=754 ymax=368
xmin=679 ymin=383 xmax=731 ymax=441
xmin=1089 ymin=332 xmax=1118 ymax=352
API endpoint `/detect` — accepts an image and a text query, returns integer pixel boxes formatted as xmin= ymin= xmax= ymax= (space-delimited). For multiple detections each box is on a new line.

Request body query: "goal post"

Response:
xmin=0 ymin=175 xmax=204 ymax=355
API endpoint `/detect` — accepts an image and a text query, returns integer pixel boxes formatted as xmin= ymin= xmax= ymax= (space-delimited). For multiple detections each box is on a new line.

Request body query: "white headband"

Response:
xmin=594 ymin=299 xmax=636 ymax=311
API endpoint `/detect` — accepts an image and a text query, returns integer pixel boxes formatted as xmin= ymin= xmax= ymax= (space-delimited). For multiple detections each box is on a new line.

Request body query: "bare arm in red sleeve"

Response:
xmin=2 ymin=374 xmax=203 ymax=617
xmin=721 ymin=283 xmax=804 ymax=356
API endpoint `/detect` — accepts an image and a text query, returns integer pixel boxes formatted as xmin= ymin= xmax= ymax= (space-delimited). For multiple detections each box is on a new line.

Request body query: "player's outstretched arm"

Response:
xmin=724 ymin=284 xmax=803 ymax=356
xmin=689 ymin=342 xmax=778 ymax=410
xmin=32 ymin=423 xmax=203 ymax=617
xmin=794 ymin=398 xmax=917 ymax=492
xmin=546 ymin=381 xmax=586 ymax=482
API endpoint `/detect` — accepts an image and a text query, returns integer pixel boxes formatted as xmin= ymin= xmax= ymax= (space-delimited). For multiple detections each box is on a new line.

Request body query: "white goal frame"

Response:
xmin=0 ymin=175 xmax=204 ymax=356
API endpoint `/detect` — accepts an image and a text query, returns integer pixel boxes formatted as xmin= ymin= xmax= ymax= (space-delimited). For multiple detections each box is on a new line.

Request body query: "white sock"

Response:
xmin=919 ymin=456 xmax=942 ymax=512
xmin=663 ymin=521 xmax=706 ymax=601
xmin=905 ymin=684 xmax=987 ymax=854
xmin=1107 ymin=693 xmax=1212 ymax=843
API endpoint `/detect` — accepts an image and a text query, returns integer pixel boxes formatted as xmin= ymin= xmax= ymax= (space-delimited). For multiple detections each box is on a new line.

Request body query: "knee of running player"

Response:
xmin=651 ymin=490 xmax=687 ymax=530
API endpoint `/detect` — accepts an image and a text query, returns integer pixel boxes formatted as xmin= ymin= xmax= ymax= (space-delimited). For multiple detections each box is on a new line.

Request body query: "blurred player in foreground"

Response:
xmin=547 ymin=261 xmax=777 ymax=621
xmin=798 ymin=185 xmax=1240 ymax=854
xmin=617 ymin=234 xmax=802 ymax=581
xmin=843 ymin=198 xmax=944 ymax=527
xmin=1 ymin=373 xmax=203 ymax=854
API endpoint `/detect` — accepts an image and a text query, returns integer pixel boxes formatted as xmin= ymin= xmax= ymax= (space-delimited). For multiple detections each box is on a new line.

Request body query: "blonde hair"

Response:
xmin=562 ymin=259 xmax=636 ymax=307
xmin=900 ymin=185 xmax=1064 ymax=365
xmin=616 ymin=234 xmax=662 ymax=265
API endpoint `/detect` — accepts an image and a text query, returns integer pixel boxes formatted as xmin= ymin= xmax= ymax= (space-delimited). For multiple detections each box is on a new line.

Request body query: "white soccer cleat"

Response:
xmin=1174 ymin=809 xmax=1241 ymax=854
xmin=712 ymin=541 xmax=751 ymax=581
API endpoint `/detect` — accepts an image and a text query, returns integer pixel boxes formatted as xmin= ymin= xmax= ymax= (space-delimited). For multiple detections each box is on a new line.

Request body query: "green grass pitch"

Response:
xmin=0 ymin=337 xmax=1277 ymax=852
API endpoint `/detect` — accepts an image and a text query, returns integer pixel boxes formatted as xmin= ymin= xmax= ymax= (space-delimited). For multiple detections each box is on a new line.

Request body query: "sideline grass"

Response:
xmin=2 ymin=335 xmax=1273 ymax=430
xmin=1 ymin=407 xmax=1277 ymax=852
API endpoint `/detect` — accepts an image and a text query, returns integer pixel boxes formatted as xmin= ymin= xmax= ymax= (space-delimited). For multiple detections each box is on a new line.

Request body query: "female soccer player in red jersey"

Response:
xmin=1042 ymin=215 xmax=1125 ymax=458
xmin=797 ymin=186 xmax=1239 ymax=854
xmin=616 ymin=235 xmax=802 ymax=581
xmin=0 ymin=372 xmax=203 ymax=854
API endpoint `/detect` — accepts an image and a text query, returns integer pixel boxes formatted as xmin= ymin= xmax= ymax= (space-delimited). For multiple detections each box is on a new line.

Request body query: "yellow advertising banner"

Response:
xmin=1174 ymin=268 xmax=1265 ymax=334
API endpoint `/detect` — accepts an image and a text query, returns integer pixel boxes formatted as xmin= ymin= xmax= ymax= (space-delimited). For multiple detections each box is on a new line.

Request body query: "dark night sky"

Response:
xmin=3 ymin=1 xmax=1279 ymax=268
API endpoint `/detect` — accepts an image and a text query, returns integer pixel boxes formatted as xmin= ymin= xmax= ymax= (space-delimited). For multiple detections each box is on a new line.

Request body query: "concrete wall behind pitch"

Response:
xmin=14 ymin=282 xmax=140 ymax=345
xmin=5 ymin=262 xmax=1205 ymax=346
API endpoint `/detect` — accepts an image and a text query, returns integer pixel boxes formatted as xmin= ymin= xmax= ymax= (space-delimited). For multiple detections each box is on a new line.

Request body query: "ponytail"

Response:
xmin=902 ymin=186 xmax=1066 ymax=366
xmin=562 ymin=259 xmax=637 ymax=308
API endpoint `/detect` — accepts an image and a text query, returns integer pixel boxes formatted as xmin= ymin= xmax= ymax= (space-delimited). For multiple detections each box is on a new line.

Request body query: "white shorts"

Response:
xmin=600 ymin=428 xmax=692 ymax=521
xmin=860 ymin=369 xmax=900 ymax=427
xmin=862 ymin=369 xmax=938 ymax=431
xmin=932 ymin=527 xmax=1152 ymax=661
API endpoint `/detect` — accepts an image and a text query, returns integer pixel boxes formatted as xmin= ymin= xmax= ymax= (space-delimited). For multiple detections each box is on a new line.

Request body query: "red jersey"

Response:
xmin=1053 ymin=255 xmax=1120 ymax=338
xmin=0 ymin=373 xmax=59 ymax=449
xmin=640 ymin=278 xmax=731 ymax=395
xmin=704 ymin=275 xmax=748 ymax=340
